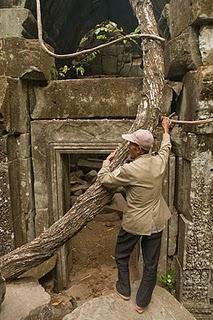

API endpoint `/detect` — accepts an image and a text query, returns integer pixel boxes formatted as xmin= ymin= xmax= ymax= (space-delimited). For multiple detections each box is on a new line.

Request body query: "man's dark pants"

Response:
xmin=115 ymin=228 xmax=162 ymax=308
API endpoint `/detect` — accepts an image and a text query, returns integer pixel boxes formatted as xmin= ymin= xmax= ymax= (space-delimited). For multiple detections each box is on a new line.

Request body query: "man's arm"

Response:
xmin=98 ymin=152 xmax=132 ymax=188
xmin=157 ymin=117 xmax=172 ymax=171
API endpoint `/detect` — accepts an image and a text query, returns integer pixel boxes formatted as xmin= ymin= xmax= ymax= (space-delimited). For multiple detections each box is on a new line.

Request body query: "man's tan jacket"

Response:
xmin=98 ymin=133 xmax=171 ymax=235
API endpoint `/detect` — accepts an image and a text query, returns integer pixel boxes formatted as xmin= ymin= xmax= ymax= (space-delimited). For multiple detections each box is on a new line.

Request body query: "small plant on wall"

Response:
xmin=159 ymin=270 xmax=176 ymax=296
xmin=52 ymin=21 xmax=141 ymax=79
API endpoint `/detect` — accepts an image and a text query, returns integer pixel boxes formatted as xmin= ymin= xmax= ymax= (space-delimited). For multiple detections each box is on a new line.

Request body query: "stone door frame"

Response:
xmin=48 ymin=141 xmax=118 ymax=290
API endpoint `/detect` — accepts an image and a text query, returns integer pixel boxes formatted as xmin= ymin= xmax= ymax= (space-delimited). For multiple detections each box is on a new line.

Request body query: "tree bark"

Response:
xmin=0 ymin=0 xmax=165 ymax=280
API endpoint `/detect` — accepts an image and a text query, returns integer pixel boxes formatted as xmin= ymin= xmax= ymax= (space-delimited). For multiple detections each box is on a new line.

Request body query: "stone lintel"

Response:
xmin=180 ymin=66 xmax=213 ymax=134
xmin=0 ymin=38 xmax=55 ymax=80
xmin=30 ymin=77 xmax=142 ymax=119
xmin=0 ymin=76 xmax=29 ymax=133
xmin=169 ymin=0 xmax=213 ymax=38
xmin=0 ymin=8 xmax=37 ymax=39
xmin=164 ymin=27 xmax=202 ymax=81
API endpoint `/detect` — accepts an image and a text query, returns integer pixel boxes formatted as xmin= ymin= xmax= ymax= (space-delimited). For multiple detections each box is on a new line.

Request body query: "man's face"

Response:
xmin=128 ymin=142 xmax=141 ymax=159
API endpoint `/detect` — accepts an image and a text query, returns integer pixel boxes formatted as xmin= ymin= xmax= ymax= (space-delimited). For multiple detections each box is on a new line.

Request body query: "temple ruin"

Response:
xmin=0 ymin=0 xmax=212 ymax=319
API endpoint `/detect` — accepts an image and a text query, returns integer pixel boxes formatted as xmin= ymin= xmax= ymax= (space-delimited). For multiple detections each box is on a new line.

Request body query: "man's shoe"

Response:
xmin=114 ymin=285 xmax=130 ymax=301
xmin=135 ymin=305 xmax=144 ymax=314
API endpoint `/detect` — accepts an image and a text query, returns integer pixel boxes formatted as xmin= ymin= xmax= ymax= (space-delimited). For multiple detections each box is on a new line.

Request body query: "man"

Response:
xmin=98 ymin=117 xmax=171 ymax=313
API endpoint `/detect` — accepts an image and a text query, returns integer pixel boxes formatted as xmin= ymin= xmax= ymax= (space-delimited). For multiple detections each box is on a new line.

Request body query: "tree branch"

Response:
xmin=36 ymin=0 xmax=165 ymax=60
xmin=171 ymin=118 xmax=213 ymax=125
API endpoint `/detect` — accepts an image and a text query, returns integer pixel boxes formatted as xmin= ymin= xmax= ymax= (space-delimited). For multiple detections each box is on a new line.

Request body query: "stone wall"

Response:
xmin=0 ymin=0 xmax=143 ymax=291
xmin=159 ymin=0 xmax=213 ymax=319
xmin=88 ymin=44 xmax=143 ymax=77
xmin=0 ymin=1 xmax=212 ymax=318
xmin=0 ymin=136 xmax=13 ymax=256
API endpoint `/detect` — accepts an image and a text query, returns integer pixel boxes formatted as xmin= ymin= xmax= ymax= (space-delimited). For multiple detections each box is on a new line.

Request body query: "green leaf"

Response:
xmin=96 ymin=34 xmax=107 ymax=40
xmin=134 ymin=26 xmax=141 ymax=34
xmin=75 ymin=65 xmax=85 ymax=76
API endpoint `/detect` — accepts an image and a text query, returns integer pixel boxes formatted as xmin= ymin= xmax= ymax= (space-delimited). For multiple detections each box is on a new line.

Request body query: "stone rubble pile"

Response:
xmin=70 ymin=158 xmax=100 ymax=205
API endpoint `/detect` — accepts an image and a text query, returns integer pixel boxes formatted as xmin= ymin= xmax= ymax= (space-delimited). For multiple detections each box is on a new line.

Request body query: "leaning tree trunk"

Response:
xmin=0 ymin=0 xmax=165 ymax=280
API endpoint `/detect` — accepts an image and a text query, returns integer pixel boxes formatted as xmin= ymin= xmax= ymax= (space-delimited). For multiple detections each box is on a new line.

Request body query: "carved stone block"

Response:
xmin=0 ymin=77 xmax=29 ymax=133
xmin=0 ymin=38 xmax=54 ymax=80
xmin=8 ymin=158 xmax=35 ymax=246
xmin=168 ymin=210 xmax=178 ymax=257
xmin=34 ymin=208 xmax=50 ymax=237
xmin=176 ymin=150 xmax=212 ymax=271
xmin=0 ymin=138 xmax=14 ymax=255
xmin=164 ymin=28 xmax=202 ymax=80
xmin=174 ymin=158 xmax=192 ymax=220
xmin=6 ymin=133 xmax=31 ymax=161
xmin=169 ymin=0 xmax=213 ymax=38
xmin=0 ymin=8 xmax=37 ymax=39
xmin=180 ymin=66 xmax=213 ymax=134
xmin=30 ymin=78 xmax=142 ymax=119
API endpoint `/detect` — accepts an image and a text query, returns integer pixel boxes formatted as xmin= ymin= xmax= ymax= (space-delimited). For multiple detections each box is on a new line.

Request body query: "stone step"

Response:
xmin=63 ymin=283 xmax=196 ymax=320
xmin=0 ymin=278 xmax=53 ymax=320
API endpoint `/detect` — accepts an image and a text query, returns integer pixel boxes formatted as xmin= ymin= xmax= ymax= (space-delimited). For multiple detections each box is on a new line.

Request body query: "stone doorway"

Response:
xmin=65 ymin=151 xmax=139 ymax=301
xmin=31 ymin=120 xmax=133 ymax=290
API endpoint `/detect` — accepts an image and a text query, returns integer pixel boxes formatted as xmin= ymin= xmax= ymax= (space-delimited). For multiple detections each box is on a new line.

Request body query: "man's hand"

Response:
xmin=106 ymin=150 xmax=116 ymax=162
xmin=162 ymin=116 xmax=171 ymax=133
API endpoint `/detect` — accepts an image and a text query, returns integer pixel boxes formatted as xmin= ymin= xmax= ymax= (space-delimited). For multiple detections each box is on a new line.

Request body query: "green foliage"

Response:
xmin=50 ymin=21 xmax=142 ymax=79
xmin=159 ymin=270 xmax=176 ymax=295
xmin=134 ymin=26 xmax=141 ymax=34
xmin=49 ymin=65 xmax=58 ymax=80
xmin=80 ymin=21 xmax=124 ymax=48
xmin=73 ymin=21 xmax=126 ymax=76
xmin=58 ymin=65 xmax=70 ymax=78
xmin=75 ymin=65 xmax=85 ymax=76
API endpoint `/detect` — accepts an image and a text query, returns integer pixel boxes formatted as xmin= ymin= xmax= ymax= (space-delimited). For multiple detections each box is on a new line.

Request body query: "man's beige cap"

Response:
xmin=122 ymin=129 xmax=154 ymax=150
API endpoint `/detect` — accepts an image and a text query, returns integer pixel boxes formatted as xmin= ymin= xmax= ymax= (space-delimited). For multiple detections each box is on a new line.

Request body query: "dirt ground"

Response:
xmin=68 ymin=216 xmax=139 ymax=303
xmin=49 ymin=214 xmax=140 ymax=318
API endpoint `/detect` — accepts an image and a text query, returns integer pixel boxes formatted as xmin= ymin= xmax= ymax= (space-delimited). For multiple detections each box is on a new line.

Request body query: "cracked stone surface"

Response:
xmin=63 ymin=283 xmax=196 ymax=320
xmin=0 ymin=278 xmax=53 ymax=320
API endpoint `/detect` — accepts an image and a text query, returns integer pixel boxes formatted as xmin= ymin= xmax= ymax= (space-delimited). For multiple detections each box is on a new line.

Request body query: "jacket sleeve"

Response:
xmin=97 ymin=160 xmax=132 ymax=188
xmin=156 ymin=133 xmax=171 ymax=173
